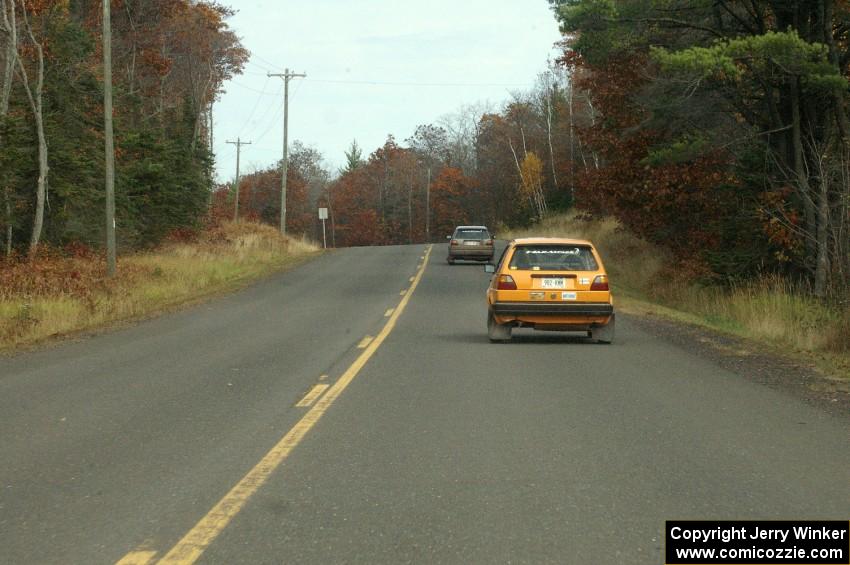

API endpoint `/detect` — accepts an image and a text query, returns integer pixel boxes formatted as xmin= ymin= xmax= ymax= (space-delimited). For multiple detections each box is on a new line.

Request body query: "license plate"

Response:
xmin=540 ymin=277 xmax=566 ymax=289
xmin=463 ymin=241 xmax=480 ymax=246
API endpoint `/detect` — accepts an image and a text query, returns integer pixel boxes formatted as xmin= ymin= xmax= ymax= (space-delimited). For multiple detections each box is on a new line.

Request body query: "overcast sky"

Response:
xmin=213 ymin=1 xmax=564 ymax=181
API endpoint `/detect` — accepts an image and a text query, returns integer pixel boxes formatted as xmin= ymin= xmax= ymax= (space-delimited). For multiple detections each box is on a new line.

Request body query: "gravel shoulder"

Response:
xmin=627 ymin=311 xmax=850 ymax=418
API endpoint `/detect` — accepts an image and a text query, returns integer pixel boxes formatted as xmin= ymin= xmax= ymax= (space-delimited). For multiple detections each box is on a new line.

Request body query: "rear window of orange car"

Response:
xmin=455 ymin=228 xmax=490 ymax=239
xmin=509 ymin=245 xmax=599 ymax=271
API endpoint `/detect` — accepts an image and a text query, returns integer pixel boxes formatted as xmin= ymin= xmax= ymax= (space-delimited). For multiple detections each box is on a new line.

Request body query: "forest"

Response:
xmin=227 ymin=0 xmax=850 ymax=299
xmin=2 ymin=0 xmax=849 ymax=300
xmin=0 ymin=0 xmax=247 ymax=254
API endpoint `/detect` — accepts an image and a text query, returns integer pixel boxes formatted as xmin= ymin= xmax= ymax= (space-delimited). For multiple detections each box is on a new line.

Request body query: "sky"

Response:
xmin=213 ymin=1 xmax=564 ymax=182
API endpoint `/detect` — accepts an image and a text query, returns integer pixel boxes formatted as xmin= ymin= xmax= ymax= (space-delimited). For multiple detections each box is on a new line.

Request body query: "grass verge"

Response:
xmin=0 ymin=222 xmax=321 ymax=353
xmin=502 ymin=214 xmax=850 ymax=380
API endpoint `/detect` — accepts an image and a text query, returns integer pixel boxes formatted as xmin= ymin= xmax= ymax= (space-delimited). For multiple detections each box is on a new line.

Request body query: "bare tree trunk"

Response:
xmin=190 ymin=63 xmax=214 ymax=153
xmin=0 ymin=0 xmax=12 ymax=108
xmin=814 ymin=163 xmax=830 ymax=297
xmin=838 ymin=147 xmax=850 ymax=293
xmin=15 ymin=1 xmax=48 ymax=256
xmin=508 ymin=137 xmax=522 ymax=177
xmin=790 ymin=79 xmax=817 ymax=269
xmin=123 ymin=0 xmax=137 ymax=96
xmin=407 ymin=174 xmax=413 ymax=244
xmin=1 ymin=0 xmax=16 ymax=256
xmin=546 ymin=85 xmax=558 ymax=191
xmin=585 ymin=97 xmax=601 ymax=169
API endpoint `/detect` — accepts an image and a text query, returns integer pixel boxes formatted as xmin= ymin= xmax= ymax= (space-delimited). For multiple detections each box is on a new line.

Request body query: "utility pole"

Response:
xmin=207 ymin=101 xmax=215 ymax=216
xmin=425 ymin=166 xmax=431 ymax=242
xmin=226 ymin=138 xmax=251 ymax=222
xmin=103 ymin=0 xmax=116 ymax=277
xmin=268 ymin=68 xmax=306 ymax=235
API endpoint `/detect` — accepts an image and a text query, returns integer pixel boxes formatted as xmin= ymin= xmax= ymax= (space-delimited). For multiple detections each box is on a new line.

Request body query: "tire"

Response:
xmin=487 ymin=310 xmax=512 ymax=342
xmin=591 ymin=313 xmax=615 ymax=344
xmin=447 ymin=257 xmax=455 ymax=265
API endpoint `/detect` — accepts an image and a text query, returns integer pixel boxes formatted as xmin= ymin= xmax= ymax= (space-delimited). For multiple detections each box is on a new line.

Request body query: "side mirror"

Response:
xmin=484 ymin=264 xmax=496 ymax=274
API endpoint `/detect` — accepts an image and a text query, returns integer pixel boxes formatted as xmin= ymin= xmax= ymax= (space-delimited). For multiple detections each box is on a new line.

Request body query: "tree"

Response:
xmin=519 ymin=152 xmax=547 ymax=220
xmin=0 ymin=0 xmax=17 ymax=255
xmin=0 ymin=0 xmax=247 ymax=255
xmin=14 ymin=0 xmax=51 ymax=255
xmin=430 ymin=167 xmax=479 ymax=237
xmin=341 ymin=139 xmax=363 ymax=174
xmin=550 ymin=0 xmax=850 ymax=294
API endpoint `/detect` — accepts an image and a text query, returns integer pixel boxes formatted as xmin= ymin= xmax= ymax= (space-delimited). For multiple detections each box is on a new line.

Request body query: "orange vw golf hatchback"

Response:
xmin=485 ymin=238 xmax=615 ymax=343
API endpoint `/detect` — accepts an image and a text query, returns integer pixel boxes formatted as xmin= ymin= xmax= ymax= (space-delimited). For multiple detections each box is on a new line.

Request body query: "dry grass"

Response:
xmin=0 ymin=222 xmax=320 ymax=352
xmin=503 ymin=213 xmax=850 ymax=377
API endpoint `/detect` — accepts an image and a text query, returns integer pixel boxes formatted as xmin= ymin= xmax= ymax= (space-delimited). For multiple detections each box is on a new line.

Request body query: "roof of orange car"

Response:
xmin=511 ymin=237 xmax=595 ymax=246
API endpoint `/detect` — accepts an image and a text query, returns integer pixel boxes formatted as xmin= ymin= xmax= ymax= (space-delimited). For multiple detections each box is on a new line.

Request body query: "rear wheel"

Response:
xmin=487 ymin=311 xmax=512 ymax=342
xmin=591 ymin=313 xmax=615 ymax=344
xmin=447 ymin=256 xmax=455 ymax=265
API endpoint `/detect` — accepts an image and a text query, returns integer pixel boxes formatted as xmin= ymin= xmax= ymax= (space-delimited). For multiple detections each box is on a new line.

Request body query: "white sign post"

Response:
xmin=318 ymin=207 xmax=328 ymax=249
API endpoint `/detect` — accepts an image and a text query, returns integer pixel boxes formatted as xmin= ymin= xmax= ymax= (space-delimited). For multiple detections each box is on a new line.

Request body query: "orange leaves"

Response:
xmin=518 ymin=153 xmax=544 ymax=198
xmin=20 ymin=0 xmax=67 ymax=17
xmin=141 ymin=49 xmax=172 ymax=77
xmin=0 ymin=248 xmax=146 ymax=302
xmin=430 ymin=167 xmax=478 ymax=236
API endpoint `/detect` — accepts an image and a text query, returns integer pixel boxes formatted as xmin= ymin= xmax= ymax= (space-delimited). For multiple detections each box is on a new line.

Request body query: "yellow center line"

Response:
xmin=116 ymin=550 xmax=158 ymax=565
xmin=295 ymin=384 xmax=330 ymax=408
xmin=146 ymin=244 xmax=433 ymax=565
xmin=384 ymin=308 xmax=394 ymax=318
xmin=399 ymin=289 xmax=407 ymax=296
xmin=409 ymin=276 xmax=415 ymax=283
xmin=357 ymin=335 xmax=374 ymax=349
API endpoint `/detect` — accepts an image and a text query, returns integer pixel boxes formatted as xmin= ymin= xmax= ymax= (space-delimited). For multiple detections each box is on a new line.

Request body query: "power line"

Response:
xmin=251 ymin=100 xmax=286 ymax=145
xmin=251 ymin=53 xmax=287 ymax=72
xmin=236 ymin=76 xmax=274 ymax=138
xmin=230 ymin=75 xmax=531 ymax=92
xmin=307 ymin=78 xmax=532 ymax=87
xmin=228 ymin=80 xmax=281 ymax=95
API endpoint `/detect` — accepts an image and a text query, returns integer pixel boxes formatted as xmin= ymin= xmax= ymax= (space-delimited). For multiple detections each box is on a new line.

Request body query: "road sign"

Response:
xmin=318 ymin=208 xmax=328 ymax=248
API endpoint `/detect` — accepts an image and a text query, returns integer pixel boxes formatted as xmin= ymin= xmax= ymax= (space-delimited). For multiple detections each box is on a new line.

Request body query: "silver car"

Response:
xmin=447 ymin=226 xmax=495 ymax=264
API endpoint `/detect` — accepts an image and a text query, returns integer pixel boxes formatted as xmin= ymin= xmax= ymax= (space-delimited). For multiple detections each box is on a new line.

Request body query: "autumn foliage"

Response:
xmin=1 ymin=0 xmax=248 ymax=254
xmin=550 ymin=0 xmax=850 ymax=296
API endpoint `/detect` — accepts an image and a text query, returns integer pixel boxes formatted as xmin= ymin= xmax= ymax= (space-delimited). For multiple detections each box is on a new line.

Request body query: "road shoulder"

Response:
xmin=626 ymin=311 xmax=850 ymax=418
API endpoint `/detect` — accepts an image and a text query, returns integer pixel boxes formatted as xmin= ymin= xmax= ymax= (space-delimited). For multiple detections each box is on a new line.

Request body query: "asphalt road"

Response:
xmin=0 ymin=243 xmax=848 ymax=565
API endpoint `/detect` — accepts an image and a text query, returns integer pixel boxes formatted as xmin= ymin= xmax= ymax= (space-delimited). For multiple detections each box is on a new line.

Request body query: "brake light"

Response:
xmin=450 ymin=239 xmax=458 ymax=246
xmin=497 ymin=275 xmax=517 ymax=290
xmin=590 ymin=275 xmax=609 ymax=291
xmin=485 ymin=239 xmax=493 ymax=245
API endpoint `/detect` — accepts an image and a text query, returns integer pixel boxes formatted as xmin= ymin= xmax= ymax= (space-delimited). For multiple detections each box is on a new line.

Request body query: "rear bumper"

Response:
xmin=491 ymin=302 xmax=614 ymax=317
xmin=449 ymin=247 xmax=493 ymax=259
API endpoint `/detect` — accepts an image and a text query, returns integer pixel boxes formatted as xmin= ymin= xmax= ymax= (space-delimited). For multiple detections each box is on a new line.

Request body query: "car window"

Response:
xmin=454 ymin=229 xmax=489 ymax=240
xmin=508 ymin=245 xmax=598 ymax=271
xmin=495 ymin=246 xmax=509 ymax=270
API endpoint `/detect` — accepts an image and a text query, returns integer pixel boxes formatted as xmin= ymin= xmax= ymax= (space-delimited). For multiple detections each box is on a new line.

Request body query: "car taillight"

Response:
xmin=590 ymin=275 xmax=609 ymax=291
xmin=497 ymin=275 xmax=517 ymax=290
xmin=485 ymin=239 xmax=493 ymax=245
xmin=450 ymin=240 xmax=459 ymax=246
